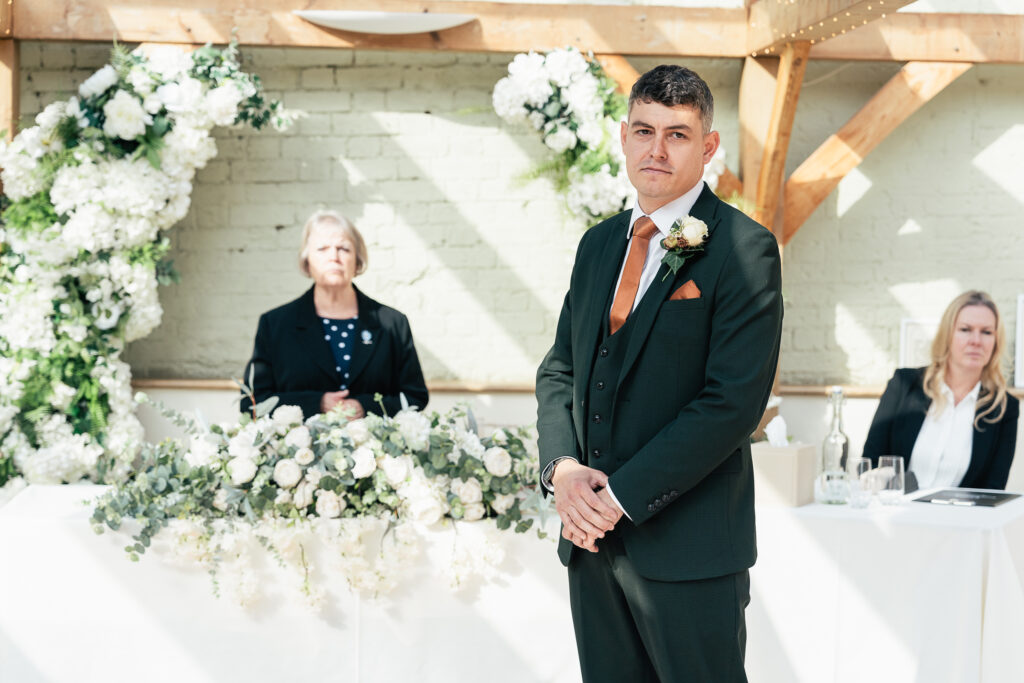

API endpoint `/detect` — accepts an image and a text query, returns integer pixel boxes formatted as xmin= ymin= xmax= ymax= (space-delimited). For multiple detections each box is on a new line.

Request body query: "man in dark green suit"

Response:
xmin=535 ymin=65 xmax=783 ymax=682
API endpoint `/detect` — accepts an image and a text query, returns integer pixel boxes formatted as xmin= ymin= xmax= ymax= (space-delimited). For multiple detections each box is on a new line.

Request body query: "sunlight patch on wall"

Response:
xmin=896 ymin=218 xmax=923 ymax=236
xmin=974 ymin=124 xmax=1024 ymax=204
xmin=835 ymin=303 xmax=892 ymax=384
xmin=889 ymin=280 xmax=963 ymax=320
xmin=836 ymin=167 xmax=873 ymax=218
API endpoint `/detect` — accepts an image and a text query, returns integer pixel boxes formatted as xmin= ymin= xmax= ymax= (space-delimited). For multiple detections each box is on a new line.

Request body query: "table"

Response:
xmin=747 ymin=495 xmax=1024 ymax=683
xmin=4 ymin=486 xmax=1024 ymax=682
xmin=0 ymin=485 xmax=581 ymax=683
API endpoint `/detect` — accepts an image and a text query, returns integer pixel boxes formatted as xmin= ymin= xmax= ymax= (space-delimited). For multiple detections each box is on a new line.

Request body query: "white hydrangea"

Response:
xmin=506 ymin=52 xmax=554 ymax=107
xmin=102 ymin=89 xmax=152 ymax=140
xmin=78 ymin=64 xmax=118 ymax=99
xmin=543 ymin=48 xmax=590 ymax=88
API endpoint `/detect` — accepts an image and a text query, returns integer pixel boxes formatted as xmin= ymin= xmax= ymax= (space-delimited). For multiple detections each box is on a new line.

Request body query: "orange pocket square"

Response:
xmin=669 ymin=280 xmax=701 ymax=301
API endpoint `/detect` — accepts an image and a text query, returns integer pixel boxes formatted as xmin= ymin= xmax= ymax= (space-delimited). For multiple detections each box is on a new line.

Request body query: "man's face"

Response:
xmin=620 ymin=100 xmax=720 ymax=214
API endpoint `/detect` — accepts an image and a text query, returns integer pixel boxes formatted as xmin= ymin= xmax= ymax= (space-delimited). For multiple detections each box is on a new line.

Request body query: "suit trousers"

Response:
xmin=567 ymin=530 xmax=750 ymax=683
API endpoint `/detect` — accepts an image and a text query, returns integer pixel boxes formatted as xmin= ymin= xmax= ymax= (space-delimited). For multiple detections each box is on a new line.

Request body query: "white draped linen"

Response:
xmin=3 ymin=486 xmax=1024 ymax=682
xmin=748 ymin=495 xmax=1024 ymax=683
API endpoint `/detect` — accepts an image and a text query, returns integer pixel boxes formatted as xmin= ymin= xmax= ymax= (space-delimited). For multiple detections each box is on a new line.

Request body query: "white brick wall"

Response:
xmin=18 ymin=42 xmax=1024 ymax=387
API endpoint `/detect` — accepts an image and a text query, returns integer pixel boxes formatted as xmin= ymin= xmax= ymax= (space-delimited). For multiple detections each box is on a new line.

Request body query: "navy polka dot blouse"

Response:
xmin=320 ymin=316 xmax=359 ymax=390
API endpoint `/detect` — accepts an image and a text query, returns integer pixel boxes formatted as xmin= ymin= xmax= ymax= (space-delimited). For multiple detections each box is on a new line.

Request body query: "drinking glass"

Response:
xmin=877 ymin=456 xmax=905 ymax=505
xmin=847 ymin=457 xmax=873 ymax=508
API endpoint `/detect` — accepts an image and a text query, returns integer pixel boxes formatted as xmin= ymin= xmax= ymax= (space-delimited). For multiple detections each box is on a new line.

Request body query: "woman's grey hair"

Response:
xmin=298 ymin=210 xmax=368 ymax=278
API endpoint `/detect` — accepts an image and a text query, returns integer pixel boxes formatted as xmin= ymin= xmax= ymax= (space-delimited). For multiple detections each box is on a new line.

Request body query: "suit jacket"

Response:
xmin=863 ymin=367 xmax=1019 ymax=489
xmin=535 ymin=184 xmax=784 ymax=582
xmin=241 ymin=285 xmax=428 ymax=419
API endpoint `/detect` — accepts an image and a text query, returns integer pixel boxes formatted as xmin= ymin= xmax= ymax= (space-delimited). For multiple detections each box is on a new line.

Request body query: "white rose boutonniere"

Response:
xmin=661 ymin=214 xmax=709 ymax=280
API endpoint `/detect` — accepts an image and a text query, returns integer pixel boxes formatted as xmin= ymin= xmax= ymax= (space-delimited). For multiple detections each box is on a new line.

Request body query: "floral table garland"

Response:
xmin=492 ymin=47 xmax=727 ymax=223
xmin=91 ymin=397 xmax=549 ymax=609
xmin=0 ymin=42 xmax=293 ymax=495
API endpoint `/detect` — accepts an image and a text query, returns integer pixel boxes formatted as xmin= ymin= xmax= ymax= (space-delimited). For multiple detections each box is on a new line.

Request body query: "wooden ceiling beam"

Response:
xmin=747 ymin=0 xmax=916 ymax=56
xmin=781 ymin=60 xmax=972 ymax=245
xmin=809 ymin=12 xmax=1024 ymax=63
xmin=14 ymin=1 xmax=748 ymax=57
xmin=753 ymin=40 xmax=810 ymax=235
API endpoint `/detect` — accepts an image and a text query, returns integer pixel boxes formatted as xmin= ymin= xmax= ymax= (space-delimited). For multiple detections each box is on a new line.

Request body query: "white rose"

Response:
xmin=79 ymin=64 xmax=118 ymax=98
xmin=406 ymin=493 xmax=445 ymax=526
xmin=284 ymin=425 xmax=312 ymax=450
xmin=380 ymin=455 xmax=412 ymax=487
xmin=272 ymin=405 xmax=304 ymax=431
xmin=227 ymin=432 xmax=259 ymax=461
xmin=293 ymin=481 xmax=316 ymax=509
xmin=205 ymin=84 xmax=243 ymax=126
xmin=273 ymin=459 xmax=303 ymax=489
xmin=463 ymin=502 xmax=486 ymax=522
xmin=227 ymin=456 xmax=257 ymax=486
xmin=212 ymin=488 xmax=228 ymax=511
xmin=304 ymin=469 xmax=323 ymax=487
xmin=186 ymin=435 xmax=219 ymax=468
xmin=274 ymin=490 xmax=292 ymax=506
xmin=483 ymin=447 xmax=513 ymax=477
xmin=345 ymin=418 xmax=370 ymax=445
xmin=490 ymin=428 xmax=508 ymax=444
xmin=491 ymin=493 xmax=516 ymax=515
xmin=350 ymin=446 xmax=376 ymax=479
xmin=294 ymin=447 xmax=314 ymax=466
xmin=102 ymin=89 xmax=152 ymax=140
xmin=679 ymin=216 xmax=708 ymax=247
xmin=451 ymin=477 xmax=483 ymax=504
xmin=544 ymin=125 xmax=577 ymax=154
xmin=315 ymin=490 xmax=344 ymax=518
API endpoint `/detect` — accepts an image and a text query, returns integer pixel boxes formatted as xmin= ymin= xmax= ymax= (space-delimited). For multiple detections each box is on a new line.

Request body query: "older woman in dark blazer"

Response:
xmin=863 ymin=291 xmax=1018 ymax=490
xmin=241 ymin=210 xmax=428 ymax=419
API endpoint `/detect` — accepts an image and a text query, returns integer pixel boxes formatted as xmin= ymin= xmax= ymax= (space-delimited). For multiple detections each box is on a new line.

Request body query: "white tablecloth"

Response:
xmin=4 ymin=486 xmax=1024 ymax=682
xmin=0 ymin=486 xmax=580 ymax=683
xmin=747 ymin=496 xmax=1024 ymax=683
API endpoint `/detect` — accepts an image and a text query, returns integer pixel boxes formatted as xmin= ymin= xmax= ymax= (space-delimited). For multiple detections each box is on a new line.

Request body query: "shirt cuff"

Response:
xmin=604 ymin=483 xmax=631 ymax=521
xmin=541 ymin=456 xmax=578 ymax=492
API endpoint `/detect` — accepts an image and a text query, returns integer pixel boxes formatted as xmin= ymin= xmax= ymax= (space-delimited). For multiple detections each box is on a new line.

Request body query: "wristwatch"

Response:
xmin=541 ymin=456 xmax=578 ymax=492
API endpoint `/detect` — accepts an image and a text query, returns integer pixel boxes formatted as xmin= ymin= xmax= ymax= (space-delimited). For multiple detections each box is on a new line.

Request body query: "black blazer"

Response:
xmin=863 ymin=367 xmax=1019 ymax=490
xmin=241 ymin=285 xmax=428 ymax=419
xmin=536 ymin=184 xmax=784 ymax=581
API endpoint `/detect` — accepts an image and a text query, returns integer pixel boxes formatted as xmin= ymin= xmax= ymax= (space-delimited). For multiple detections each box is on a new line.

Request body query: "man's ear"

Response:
xmin=702 ymin=130 xmax=720 ymax=164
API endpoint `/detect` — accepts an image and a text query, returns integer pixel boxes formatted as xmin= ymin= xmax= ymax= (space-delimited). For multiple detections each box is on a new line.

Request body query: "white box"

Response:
xmin=752 ymin=442 xmax=817 ymax=507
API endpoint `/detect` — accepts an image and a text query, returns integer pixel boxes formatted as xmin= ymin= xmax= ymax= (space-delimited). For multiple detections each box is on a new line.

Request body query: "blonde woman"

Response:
xmin=863 ymin=291 xmax=1018 ymax=490
xmin=241 ymin=210 xmax=428 ymax=419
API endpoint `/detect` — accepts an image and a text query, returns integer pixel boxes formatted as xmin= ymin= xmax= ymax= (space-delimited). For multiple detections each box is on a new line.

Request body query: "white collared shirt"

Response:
xmin=613 ymin=181 xmax=705 ymax=314
xmin=909 ymin=381 xmax=980 ymax=489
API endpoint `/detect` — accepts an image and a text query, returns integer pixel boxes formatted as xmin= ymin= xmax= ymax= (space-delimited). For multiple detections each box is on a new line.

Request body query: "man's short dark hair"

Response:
xmin=629 ymin=65 xmax=714 ymax=134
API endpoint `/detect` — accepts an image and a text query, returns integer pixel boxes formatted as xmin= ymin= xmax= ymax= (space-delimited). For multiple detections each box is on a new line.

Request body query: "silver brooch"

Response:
xmin=361 ymin=329 xmax=373 ymax=345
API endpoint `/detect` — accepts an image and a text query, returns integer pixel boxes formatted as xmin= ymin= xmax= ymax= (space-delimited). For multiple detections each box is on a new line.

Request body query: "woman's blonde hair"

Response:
xmin=298 ymin=210 xmax=368 ymax=278
xmin=923 ymin=290 xmax=1008 ymax=428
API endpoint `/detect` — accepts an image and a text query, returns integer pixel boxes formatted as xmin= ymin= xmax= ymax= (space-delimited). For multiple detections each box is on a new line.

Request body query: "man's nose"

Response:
xmin=650 ymin=134 xmax=668 ymax=159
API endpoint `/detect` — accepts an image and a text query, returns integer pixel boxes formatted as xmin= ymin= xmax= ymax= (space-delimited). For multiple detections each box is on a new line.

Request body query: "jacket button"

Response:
xmin=600 ymin=348 xmax=609 ymax=357
xmin=592 ymin=449 xmax=601 ymax=459
xmin=647 ymin=504 xmax=655 ymax=513
xmin=596 ymin=381 xmax=605 ymax=390
xmin=671 ymin=490 xmax=679 ymax=497
xmin=592 ymin=414 xmax=601 ymax=423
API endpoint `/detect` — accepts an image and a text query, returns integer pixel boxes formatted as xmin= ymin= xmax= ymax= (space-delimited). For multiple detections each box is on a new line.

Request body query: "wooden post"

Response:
xmin=0 ymin=38 xmax=17 ymax=142
xmin=753 ymin=40 xmax=810 ymax=235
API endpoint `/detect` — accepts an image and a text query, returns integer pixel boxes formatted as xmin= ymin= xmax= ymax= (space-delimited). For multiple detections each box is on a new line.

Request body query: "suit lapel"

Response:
xmin=962 ymin=407 xmax=996 ymax=486
xmin=296 ymin=287 xmax=342 ymax=384
xmin=616 ymin=184 xmax=722 ymax=388
xmin=577 ymin=212 xmax=631 ymax=392
xmin=347 ymin=286 xmax=382 ymax=387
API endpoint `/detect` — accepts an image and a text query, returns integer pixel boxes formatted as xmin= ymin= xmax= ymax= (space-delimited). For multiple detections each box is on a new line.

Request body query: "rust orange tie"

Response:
xmin=609 ymin=216 xmax=660 ymax=335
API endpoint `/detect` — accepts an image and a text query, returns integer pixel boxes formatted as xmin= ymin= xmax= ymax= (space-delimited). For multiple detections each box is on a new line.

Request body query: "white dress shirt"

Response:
xmin=909 ymin=381 xmax=980 ymax=489
xmin=614 ymin=181 xmax=706 ymax=315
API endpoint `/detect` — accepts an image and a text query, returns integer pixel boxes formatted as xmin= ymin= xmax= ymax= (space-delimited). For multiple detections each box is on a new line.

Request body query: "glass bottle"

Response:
xmin=815 ymin=386 xmax=850 ymax=504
